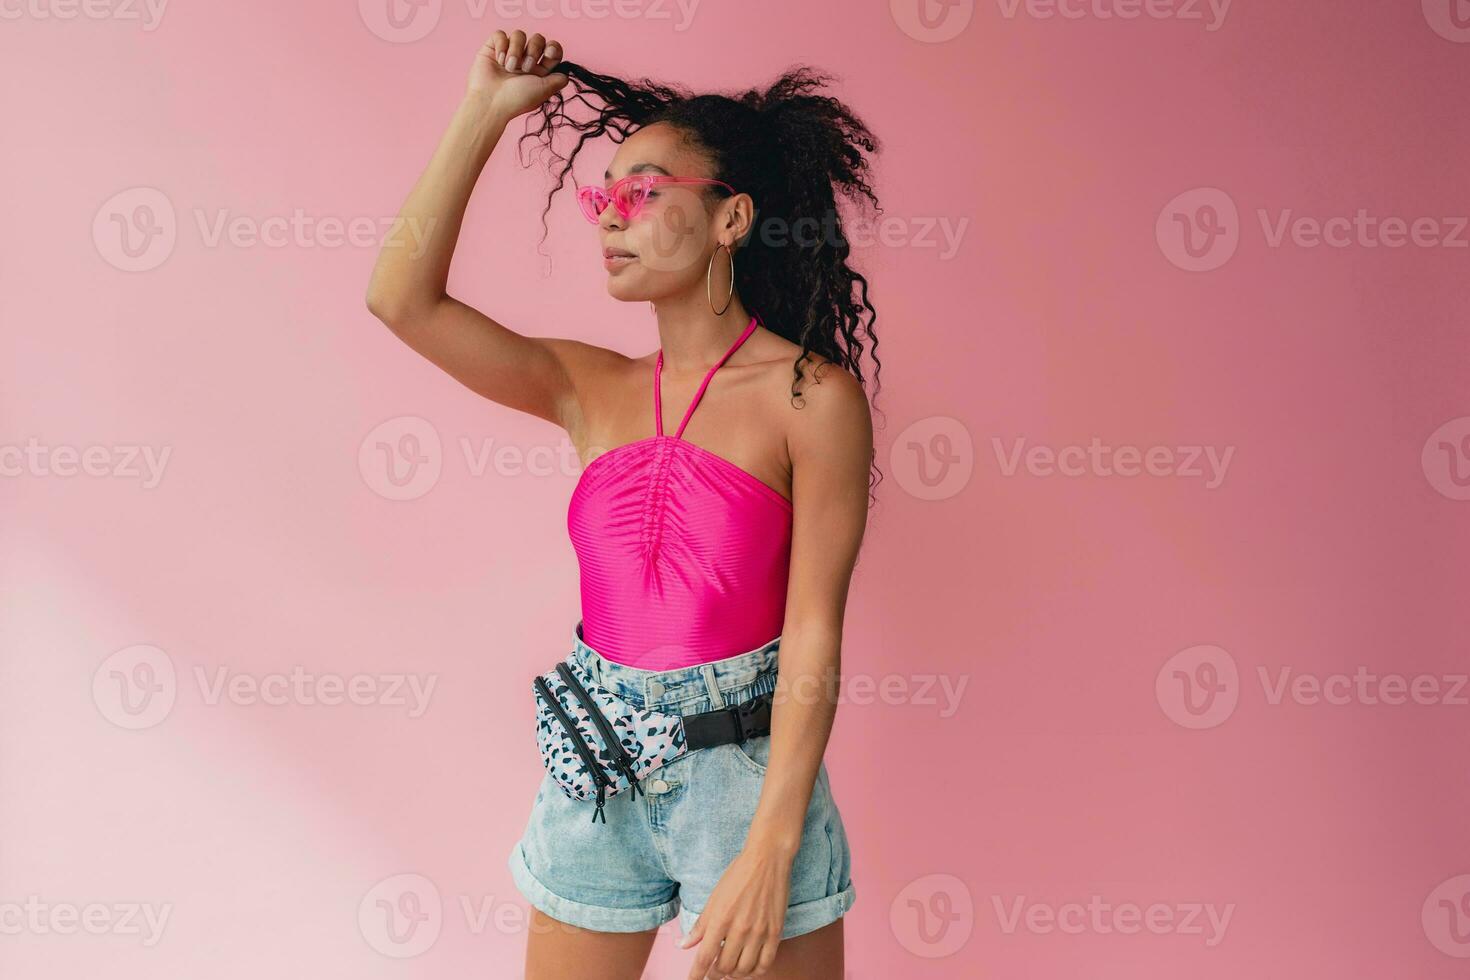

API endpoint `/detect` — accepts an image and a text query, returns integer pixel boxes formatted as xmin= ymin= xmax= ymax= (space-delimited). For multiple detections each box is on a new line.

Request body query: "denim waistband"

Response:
xmin=569 ymin=619 xmax=781 ymax=714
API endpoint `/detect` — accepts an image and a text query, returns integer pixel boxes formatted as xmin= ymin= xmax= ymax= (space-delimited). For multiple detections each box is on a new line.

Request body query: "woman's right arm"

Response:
xmin=365 ymin=31 xmax=589 ymax=434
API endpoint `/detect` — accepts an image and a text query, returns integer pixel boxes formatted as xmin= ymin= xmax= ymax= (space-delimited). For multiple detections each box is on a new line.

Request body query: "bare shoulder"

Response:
xmin=751 ymin=341 xmax=872 ymax=469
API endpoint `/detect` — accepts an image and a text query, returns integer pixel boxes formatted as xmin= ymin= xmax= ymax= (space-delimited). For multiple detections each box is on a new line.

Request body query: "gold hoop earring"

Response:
xmin=706 ymin=242 xmax=734 ymax=316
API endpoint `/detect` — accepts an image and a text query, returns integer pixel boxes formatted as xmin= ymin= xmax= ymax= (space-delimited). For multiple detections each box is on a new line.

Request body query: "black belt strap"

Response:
xmin=683 ymin=690 xmax=775 ymax=750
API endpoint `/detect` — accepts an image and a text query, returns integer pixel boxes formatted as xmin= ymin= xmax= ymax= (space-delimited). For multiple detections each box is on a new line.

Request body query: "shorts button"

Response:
xmin=648 ymin=680 xmax=665 ymax=698
xmin=648 ymin=779 xmax=670 ymax=794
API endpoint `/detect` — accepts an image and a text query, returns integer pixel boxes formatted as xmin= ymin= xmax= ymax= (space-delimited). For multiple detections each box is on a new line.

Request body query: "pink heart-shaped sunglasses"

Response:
xmin=577 ymin=174 xmax=737 ymax=224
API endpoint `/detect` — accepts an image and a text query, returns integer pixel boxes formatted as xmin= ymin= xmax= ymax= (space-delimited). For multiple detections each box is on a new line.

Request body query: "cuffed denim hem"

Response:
xmin=508 ymin=841 xmax=680 ymax=933
xmin=677 ymin=879 xmax=856 ymax=942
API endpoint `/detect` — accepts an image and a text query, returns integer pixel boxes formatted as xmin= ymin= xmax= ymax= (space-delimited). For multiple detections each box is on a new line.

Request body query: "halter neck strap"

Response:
xmin=655 ymin=315 xmax=760 ymax=439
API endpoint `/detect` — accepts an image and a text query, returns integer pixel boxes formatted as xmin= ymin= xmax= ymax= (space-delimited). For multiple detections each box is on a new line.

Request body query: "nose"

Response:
xmin=598 ymin=201 xmax=624 ymax=232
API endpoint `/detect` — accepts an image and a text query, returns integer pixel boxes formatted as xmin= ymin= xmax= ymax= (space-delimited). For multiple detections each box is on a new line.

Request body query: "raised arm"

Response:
xmin=366 ymin=30 xmax=590 ymax=433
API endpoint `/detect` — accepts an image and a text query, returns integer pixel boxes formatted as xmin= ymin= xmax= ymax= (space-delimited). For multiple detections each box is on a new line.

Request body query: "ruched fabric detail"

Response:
xmin=567 ymin=316 xmax=793 ymax=669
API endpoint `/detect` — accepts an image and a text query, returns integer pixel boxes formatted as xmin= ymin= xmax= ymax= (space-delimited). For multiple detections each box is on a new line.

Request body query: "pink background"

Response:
xmin=3 ymin=1 xmax=1470 ymax=976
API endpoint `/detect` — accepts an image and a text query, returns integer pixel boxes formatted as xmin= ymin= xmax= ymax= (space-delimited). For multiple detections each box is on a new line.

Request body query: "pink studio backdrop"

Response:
xmin=2 ymin=1 xmax=1468 ymax=977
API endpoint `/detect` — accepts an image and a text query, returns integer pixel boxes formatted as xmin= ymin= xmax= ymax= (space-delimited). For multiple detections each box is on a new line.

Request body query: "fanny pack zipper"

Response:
xmin=533 ymin=675 xmax=613 ymax=823
xmin=556 ymin=662 xmax=644 ymax=800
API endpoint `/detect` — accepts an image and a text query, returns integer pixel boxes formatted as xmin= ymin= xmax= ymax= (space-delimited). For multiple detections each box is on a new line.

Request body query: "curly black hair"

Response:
xmin=517 ymin=61 xmax=885 ymax=502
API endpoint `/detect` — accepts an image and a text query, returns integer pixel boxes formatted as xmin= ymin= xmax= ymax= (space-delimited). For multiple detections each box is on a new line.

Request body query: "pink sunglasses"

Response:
xmin=577 ymin=173 xmax=736 ymax=224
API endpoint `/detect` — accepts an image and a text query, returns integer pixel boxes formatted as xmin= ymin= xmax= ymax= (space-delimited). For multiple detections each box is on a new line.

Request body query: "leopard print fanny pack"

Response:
xmin=531 ymin=656 xmax=775 ymax=824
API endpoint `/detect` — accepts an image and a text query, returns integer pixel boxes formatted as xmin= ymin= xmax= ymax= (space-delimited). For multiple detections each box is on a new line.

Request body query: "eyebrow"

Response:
xmin=603 ymin=162 xmax=673 ymax=180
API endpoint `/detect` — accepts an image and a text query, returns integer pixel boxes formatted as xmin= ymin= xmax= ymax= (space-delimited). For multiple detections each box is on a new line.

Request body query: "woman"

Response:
xmin=366 ymin=29 xmax=881 ymax=980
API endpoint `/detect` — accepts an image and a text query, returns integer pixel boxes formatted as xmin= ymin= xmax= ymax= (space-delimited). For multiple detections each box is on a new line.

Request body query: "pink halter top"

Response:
xmin=568 ymin=315 xmax=793 ymax=669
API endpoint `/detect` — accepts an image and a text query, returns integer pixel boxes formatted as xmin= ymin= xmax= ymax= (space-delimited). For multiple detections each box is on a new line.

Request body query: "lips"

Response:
xmin=603 ymin=246 xmax=637 ymax=271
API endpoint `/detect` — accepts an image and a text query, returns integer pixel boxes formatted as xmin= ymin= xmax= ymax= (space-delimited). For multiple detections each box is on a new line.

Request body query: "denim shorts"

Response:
xmin=507 ymin=621 xmax=857 ymax=940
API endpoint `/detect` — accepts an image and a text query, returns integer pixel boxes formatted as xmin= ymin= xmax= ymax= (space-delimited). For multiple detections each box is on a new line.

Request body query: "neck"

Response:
xmin=651 ymin=291 xmax=754 ymax=371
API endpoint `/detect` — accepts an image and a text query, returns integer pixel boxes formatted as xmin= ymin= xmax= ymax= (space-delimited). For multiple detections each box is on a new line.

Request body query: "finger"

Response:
xmin=521 ymin=32 xmax=545 ymax=73
xmin=504 ymin=29 xmax=526 ymax=69
xmin=729 ymin=934 xmax=768 ymax=978
xmin=482 ymin=30 xmax=508 ymax=64
xmin=696 ymin=944 xmax=723 ymax=980
xmin=754 ymin=934 xmax=780 ymax=975
xmin=686 ymin=947 xmax=716 ymax=980
xmin=537 ymin=39 xmax=564 ymax=74
xmin=685 ymin=930 xmax=720 ymax=980
xmin=704 ymin=935 xmax=735 ymax=980
xmin=713 ymin=933 xmax=748 ymax=977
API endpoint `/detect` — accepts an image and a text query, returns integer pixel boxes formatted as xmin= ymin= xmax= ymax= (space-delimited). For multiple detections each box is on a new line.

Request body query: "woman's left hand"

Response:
xmin=681 ymin=845 xmax=792 ymax=978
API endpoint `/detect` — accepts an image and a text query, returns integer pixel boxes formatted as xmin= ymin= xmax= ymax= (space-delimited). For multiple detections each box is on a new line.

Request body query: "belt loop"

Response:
xmin=701 ymin=664 xmax=727 ymax=709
